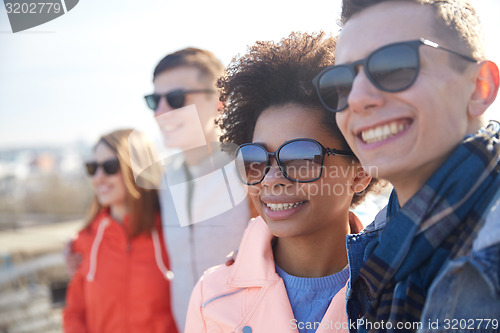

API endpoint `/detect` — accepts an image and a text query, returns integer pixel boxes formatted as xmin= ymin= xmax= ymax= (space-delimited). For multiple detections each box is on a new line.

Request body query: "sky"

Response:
xmin=0 ymin=0 xmax=499 ymax=149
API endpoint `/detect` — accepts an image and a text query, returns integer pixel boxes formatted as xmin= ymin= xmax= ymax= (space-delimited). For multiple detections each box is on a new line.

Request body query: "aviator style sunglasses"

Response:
xmin=144 ymin=89 xmax=215 ymax=111
xmin=312 ymin=38 xmax=477 ymax=113
xmin=85 ymin=159 xmax=120 ymax=176
xmin=234 ymin=138 xmax=354 ymax=185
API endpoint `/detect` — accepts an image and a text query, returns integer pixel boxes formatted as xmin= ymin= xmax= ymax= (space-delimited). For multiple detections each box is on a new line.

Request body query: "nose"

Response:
xmin=155 ymin=96 xmax=173 ymax=116
xmin=347 ymin=66 xmax=385 ymax=114
xmin=261 ymin=159 xmax=288 ymax=188
xmin=92 ymin=166 xmax=107 ymax=180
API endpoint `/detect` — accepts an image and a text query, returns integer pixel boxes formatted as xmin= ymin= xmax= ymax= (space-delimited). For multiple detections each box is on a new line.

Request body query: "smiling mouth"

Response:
xmin=359 ymin=119 xmax=411 ymax=144
xmin=161 ymin=123 xmax=182 ymax=132
xmin=97 ymin=185 xmax=111 ymax=193
xmin=265 ymin=202 xmax=305 ymax=211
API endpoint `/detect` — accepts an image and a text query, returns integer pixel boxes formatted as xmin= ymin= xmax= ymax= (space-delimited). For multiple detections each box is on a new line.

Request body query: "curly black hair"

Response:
xmin=217 ymin=31 xmax=385 ymax=207
xmin=217 ymin=31 xmax=342 ymax=147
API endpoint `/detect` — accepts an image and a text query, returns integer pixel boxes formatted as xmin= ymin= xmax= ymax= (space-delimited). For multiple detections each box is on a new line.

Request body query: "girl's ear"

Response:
xmin=351 ymin=166 xmax=372 ymax=194
xmin=468 ymin=60 xmax=499 ymax=118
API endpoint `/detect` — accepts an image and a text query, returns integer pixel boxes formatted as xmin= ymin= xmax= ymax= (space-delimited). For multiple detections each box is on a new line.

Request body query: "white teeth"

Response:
xmin=383 ymin=124 xmax=390 ymax=137
xmin=163 ymin=124 xmax=179 ymax=131
xmin=266 ymin=202 xmax=304 ymax=211
xmin=390 ymin=122 xmax=398 ymax=134
xmin=361 ymin=121 xmax=409 ymax=144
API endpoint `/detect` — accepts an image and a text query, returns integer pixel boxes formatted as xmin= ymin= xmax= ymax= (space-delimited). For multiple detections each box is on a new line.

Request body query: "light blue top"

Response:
xmin=276 ymin=264 xmax=350 ymax=333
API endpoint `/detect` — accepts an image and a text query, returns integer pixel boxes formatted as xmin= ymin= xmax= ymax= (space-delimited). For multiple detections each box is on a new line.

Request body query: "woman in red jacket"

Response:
xmin=63 ymin=129 xmax=178 ymax=333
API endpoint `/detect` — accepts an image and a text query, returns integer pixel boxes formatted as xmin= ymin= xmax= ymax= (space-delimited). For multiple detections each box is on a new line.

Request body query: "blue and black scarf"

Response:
xmin=357 ymin=121 xmax=500 ymax=332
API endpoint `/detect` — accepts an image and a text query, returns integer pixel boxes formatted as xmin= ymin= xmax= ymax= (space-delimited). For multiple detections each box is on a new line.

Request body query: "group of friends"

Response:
xmin=62 ymin=0 xmax=500 ymax=332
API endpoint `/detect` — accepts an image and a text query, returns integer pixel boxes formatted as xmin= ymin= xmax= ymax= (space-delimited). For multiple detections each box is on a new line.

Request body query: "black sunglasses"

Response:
xmin=313 ymin=38 xmax=477 ymax=113
xmin=85 ymin=159 xmax=120 ymax=176
xmin=234 ymin=138 xmax=354 ymax=185
xmin=144 ymin=89 xmax=215 ymax=111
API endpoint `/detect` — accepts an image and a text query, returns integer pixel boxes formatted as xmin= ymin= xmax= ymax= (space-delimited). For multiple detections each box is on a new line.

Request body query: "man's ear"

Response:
xmin=217 ymin=99 xmax=224 ymax=112
xmin=214 ymin=92 xmax=225 ymax=113
xmin=351 ymin=166 xmax=372 ymax=194
xmin=468 ymin=60 xmax=499 ymax=118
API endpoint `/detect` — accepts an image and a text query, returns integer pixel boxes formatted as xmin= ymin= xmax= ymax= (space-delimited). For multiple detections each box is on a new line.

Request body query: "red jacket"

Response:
xmin=63 ymin=209 xmax=178 ymax=333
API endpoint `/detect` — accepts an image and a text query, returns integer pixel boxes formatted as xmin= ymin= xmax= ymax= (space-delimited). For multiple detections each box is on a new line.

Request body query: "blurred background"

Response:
xmin=0 ymin=0 xmax=499 ymax=332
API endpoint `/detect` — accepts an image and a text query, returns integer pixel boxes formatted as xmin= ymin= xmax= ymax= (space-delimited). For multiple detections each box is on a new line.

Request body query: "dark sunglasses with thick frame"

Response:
xmin=85 ymin=159 xmax=120 ymax=176
xmin=312 ymin=38 xmax=477 ymax=113
xmin=234 ymin=138 xmax=354 ymax=185
xmin=144 ymin=89 xmax=215 ymax=111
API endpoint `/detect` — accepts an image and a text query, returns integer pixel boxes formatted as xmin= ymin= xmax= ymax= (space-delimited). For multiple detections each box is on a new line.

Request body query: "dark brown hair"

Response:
xmin=217 ymin=32 xmax=383 ymax=207
xmin=83 ymin=129 xmax=160 ymax=237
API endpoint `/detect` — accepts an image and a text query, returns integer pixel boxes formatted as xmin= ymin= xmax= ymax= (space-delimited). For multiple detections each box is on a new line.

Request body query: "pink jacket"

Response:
xmin=185 ymin=214 xmax=364 ymax=333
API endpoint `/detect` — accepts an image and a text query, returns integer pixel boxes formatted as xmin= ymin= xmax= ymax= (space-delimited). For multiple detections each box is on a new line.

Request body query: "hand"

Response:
xmin=63 ymin=239 xmax=82 ymax=277
xmin=225 ymin=249 xmax=238 ymax=266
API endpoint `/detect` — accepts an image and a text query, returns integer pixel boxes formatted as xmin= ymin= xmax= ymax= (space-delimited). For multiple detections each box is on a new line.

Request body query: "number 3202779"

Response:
xmin=443 ymin=319 xmax=499 ymax=330
xmin=5 ymin=2 xmax=62 ymax=14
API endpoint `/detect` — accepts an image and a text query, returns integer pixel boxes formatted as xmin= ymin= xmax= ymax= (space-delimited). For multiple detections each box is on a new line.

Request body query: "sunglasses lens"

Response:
xmin=145 ymin=94 xmax=160 ymax=111
xmin=85 ymin=162 xmax=98 ymax=176
xmin=166 ymin=91 xmax=186 ymax=109
xmin=235 ymin=145 xmax=268 ymax=185
xmin=317 ymin=42 xmax=420 ymax=112
xmin=279 ymin=141 xmax=323 ymax=182
xmin=368 ymin=43 xmax=418 ymax=92
xmin=102 ymin=159 xmax=120 ymax=175
xmin=317 ymin=66 xmax=354 ymax=112
xmin=85 ymin=160 xmax=120 ymax=176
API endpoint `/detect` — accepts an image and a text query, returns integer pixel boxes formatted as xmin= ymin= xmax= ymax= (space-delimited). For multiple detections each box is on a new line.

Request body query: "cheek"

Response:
xmin=311 ymin=175 xmax=355 ymax=207
xmin=408 ymin=80 xmax=468 ymax=142
xmin=248 ymin=186 xmax=262 ymax=211
xmin=335 ymin=112 xmax=349 ymax=135
xmin=91 ymin=177 xmax=99 ymax=189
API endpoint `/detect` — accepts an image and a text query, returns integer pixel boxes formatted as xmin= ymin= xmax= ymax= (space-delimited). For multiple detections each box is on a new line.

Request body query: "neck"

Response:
xmin=183 ymin=132 xmax=219 ymax=167
xmin=390 ymin=170 xmax=435 ymax=207
xmin=184 ymin=148 xmax=209 ymax=167
xmin=273 ymin=216 xmax=350 ymax=278
xmin=110 ymin=204 xmax=128 ymax=222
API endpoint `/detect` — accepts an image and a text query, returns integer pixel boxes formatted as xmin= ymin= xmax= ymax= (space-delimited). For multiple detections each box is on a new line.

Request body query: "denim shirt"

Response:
xmin=418 ymin=188 xmax=500 ymax=333
xmin=346 ymin=206 xmax=387 ymax=333
xmin=346 ymin=191 xmax=500 ymax=333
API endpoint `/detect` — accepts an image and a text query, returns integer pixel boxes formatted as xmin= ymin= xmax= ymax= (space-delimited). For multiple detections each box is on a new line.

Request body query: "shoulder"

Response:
xmin=474 ymin=187 xmax=500 ymax=251
xmin=193 ymin=217 xmax=268 ymax=299
xmin=72 ymin=211 xmax=109 ymax=253
xmin=362 ymin=205 xmax=388 ymax=233
xmin=196 ymin=264 xmax=234 ymax=298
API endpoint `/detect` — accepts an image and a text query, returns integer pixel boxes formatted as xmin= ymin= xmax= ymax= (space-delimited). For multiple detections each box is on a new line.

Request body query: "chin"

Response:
xmin=263 ymin=218 xmax=301 ymax=238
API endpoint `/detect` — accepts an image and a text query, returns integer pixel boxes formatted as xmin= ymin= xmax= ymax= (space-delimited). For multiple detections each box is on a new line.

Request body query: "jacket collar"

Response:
xmin=228 ymin=212 xmax=365 ymax=288
xmin=227 ymin=217 xmax=279 ymax=288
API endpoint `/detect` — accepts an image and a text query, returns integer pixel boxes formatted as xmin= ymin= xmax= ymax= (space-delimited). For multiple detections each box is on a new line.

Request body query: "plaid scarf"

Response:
xmin=356 ymin=121 xmax=500 ymax=332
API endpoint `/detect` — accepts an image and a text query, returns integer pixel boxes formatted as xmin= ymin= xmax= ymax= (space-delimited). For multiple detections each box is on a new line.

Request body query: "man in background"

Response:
xmin=144 ymin=48 xmax=255 ymax=329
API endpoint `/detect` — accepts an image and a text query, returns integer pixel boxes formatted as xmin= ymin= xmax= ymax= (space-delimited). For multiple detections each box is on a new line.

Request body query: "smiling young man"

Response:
xmin=313 ymin=0 xmax=500 ymax=331
xmin=144 ymin=48 xmax=255 ymax=329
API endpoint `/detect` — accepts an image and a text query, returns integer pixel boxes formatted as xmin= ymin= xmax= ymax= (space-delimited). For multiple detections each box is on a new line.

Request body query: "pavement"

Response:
xmin=0 ymin=220 xmax=82 ymax=256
